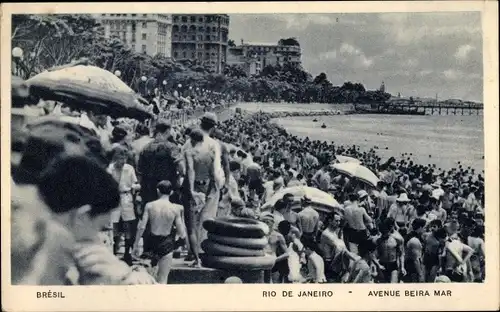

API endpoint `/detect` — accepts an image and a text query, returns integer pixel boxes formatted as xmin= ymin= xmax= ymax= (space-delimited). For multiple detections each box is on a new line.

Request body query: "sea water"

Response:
xmin=235 ymin=103 xmax=484 ymax=171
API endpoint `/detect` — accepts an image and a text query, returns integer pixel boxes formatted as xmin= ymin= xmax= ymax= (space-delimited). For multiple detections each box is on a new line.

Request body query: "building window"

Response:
xmin=192 ymin=52 xmax=196 ymax=58
xmin=143 ymin=14 xmax=147 ymax=17
xmin=212 ymin=26 xmax=216 ymax=32
xmin=206 ymin=35 xmax=210 ymax=41
xmin=132 ymin=14 xmax=136 ymax=16
xmin=173 ymin=16 xmax=179 ymax=22
xmin=142 ymin=45 xmax=147 ymax=53
xmin=101 ymin=14 xmax=106 ymax=16
xmin=181 ymin=25 xmax=187 ymax=32
xmin=199 ymin=17 xmax=203 ymax=22
xmin=183 ymin=51 xmax=187 ymax=58
xmin=131 ymin=44 xmax=136 ymax=50
xmin=190 ymin=16 xmax=196 ymax=23
xmin=198 ymin=26 xmax=204 ymax=32
xmin=174 ymin=52 xmax=178 ymax=58
xmin=198 ymin=52 xmax=202 ymax=58
xmin=142 ymin=22 xmax=147 ymax=28
xmin=198 ymin=35 xmax=203 ymax=41
xmin=142 ymin=33 xmax=147 ymax=40
xmin=181 ymin=16 xmax=187 ymax=23
xmin=191 ymin=35 xmax=196 ymax=40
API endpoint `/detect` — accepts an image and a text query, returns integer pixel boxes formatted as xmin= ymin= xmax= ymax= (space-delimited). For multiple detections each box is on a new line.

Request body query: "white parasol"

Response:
xmin=335 ymin=155 xmax=361 ymax=164
xmin=332 ymin=162 xmax=380 ymax=187
xmin=27 ymin=64 xmax=152 ymax=120
xmin=261 ymin=186 xmax=340 ymax=213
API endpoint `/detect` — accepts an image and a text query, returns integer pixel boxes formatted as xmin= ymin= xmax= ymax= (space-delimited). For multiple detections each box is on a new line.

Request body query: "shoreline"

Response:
xmin=237 ymin=110 xmax=484 ymax=173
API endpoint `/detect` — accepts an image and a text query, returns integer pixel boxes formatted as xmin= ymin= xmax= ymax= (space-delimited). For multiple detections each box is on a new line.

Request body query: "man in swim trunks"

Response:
xmin=403 ymin=219 xmax=426 ymax=282
xmin=344 ymin=193 xmax=373 ymax=255
xmin=261 ymin=213 xmax=288 ymax=283
xmin=133 ymin=181 xmax=186 ymax=283
xmin=282 ymin=193 xmax=302 ymax=236
xmin=319 ymin=212 xmax=351 ymax=282
xmin=184 ymin=119 xmax=224 ymax=267
xmin=376 ymin=222 xmax=405 ymax=283
xmin=298 ymin=197 xmax=319 ymax=246
xmin=423 ymin=223 xmax=446 ymax=282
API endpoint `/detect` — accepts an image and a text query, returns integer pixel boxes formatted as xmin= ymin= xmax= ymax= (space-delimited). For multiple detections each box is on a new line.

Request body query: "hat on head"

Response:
xmin=201 ymin=112 xmax=218 ymax=125
xmin=396 ymin=193 xmax=411 ymax=203
xmin=259 ymin=212 xmax=274 ymax=223
xmin=357 ymin=190 xmax=369 ymax=200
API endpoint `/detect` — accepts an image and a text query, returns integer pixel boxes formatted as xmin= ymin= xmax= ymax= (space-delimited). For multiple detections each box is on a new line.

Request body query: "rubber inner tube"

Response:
xmin=201 ymin=239 xmax=265 ymax=257
xmin=201 ymin=255 xmax=276 ymax=270
xmin=203 ymin=217 xmax=269 ymax=238
xmin=208 ymin=233 xmax=268 ymax=250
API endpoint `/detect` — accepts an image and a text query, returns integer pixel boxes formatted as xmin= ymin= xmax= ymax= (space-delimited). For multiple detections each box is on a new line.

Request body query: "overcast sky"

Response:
xmin=228 ymin=13 xmax=483 ymax=102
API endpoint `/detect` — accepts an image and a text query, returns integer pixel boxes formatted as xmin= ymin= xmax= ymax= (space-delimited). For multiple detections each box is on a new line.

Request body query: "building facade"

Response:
xmin=226 ymin=46 xmax=261 ymax=76
xmin=227 ymin=39 xmax=302 ymax=75
xmin=96 ymin=14 xmax=172 ymax=57
xmin=171 ymin=14 xmax=229 ymax=74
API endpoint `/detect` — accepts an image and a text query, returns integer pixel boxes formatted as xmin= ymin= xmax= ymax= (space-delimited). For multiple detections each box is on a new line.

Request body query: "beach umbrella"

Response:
xmin=335 ymin=155 xmax=361 ymax=164
xmin=27 ymin=64 xmax=152 ymax=121
xmin=261 ymin=186 xmax=340 ymax=213
xmin=332 ymin=162 xmax=380 ymax=188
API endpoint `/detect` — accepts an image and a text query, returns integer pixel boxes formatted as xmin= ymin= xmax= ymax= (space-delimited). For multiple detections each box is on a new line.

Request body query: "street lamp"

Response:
xmin=12 ymin=47 xmax=23 ymax=59
xmin=12 ymin=47 xmax=23 ymax=76
xmin=114 ymin=70 xmax=121 ymax=77
xmin=141 ymin=76 xmax=147 ymax=82
xmin=162 ymin=80 xmax=167 ymax=86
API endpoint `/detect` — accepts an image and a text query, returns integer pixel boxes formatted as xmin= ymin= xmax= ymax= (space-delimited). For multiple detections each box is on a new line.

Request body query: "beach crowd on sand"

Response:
xmin=11 ymin=90 xmax=485 ymax=285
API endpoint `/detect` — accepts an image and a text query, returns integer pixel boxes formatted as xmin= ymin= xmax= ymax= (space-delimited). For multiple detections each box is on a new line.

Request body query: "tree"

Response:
xmin=278 ymin=37 xmax=300 ymax=47
xmin=12 ymin=14 xmax=104 ymax=78
xmin=228 ymin=39 xmax=236 ymax=47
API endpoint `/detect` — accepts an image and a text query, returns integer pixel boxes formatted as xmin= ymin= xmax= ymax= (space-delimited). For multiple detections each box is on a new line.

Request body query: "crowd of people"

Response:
xmin=11 ymin=85 xmax=485 ymax=285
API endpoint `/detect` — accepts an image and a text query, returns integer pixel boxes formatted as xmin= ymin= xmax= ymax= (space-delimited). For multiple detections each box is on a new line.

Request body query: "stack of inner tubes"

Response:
xmin=201 ymin=217 xmax=276 ymax=271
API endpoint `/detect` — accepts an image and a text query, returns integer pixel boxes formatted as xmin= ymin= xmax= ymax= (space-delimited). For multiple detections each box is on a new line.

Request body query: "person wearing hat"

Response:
xmin=260 ymin=212 xmax=288 ymax=283
xmin=37 ymin=154 xmax=155 ymax=285
xmin=388 ymin=193 xmax=412 ymax=236
xmin=428 ymin=196 xmax=447 ymax=225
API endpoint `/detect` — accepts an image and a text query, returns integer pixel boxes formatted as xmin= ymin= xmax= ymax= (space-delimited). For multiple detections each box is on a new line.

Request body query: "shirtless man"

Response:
xmin=387 ymin=193 xmax=412 ymax=237
xmin=260 ymin=212 xmax=288 ymax=283
xmin=346 ymin=240 xmax=378 ymax=283
xmin=319 ymin=212 xmax=352 ymax=282
xmin=423 ymin=223 xmax=446 ymax=282
xmin=428 ymin=197 xmax=447 ymax=224
xmin=404 ymin=219 xmax=426 ymax=282
xmin=376 ymin=222 xmax=405 ymax=283
xmin=183 ymin=124 xmax=224 ymax=267
xmin=344 ymin=193 xmax=373 ymax=255
xmin=298 ymin=197 xmax=320 ymax=246
xmin=282 ymin=193 xmax=302 ymax=235
xmin=443 ymin=235 xmax=474 ymax=282
xmin=133 ymin=181 xmax=186 ymax=283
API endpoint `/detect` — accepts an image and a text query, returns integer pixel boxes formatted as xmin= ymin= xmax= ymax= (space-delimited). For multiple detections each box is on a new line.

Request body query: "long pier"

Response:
xmin=378 ymin=101 xmax=483 ymax=116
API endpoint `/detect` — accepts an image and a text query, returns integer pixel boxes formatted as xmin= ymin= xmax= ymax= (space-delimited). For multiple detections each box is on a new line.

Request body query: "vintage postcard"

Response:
xmin=1 ymin=1 xmax=499 ymax=311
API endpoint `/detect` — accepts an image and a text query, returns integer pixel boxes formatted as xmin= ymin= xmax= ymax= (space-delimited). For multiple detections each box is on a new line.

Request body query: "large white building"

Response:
xmin=96 ymin=14 xmax=172 ymax=57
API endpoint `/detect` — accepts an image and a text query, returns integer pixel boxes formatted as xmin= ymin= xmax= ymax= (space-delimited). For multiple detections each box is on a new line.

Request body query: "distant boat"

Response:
xmin=321 ymin=123 xmax=327 ymax=128
xmin=313 ymin=118 xmax=318 ymax=122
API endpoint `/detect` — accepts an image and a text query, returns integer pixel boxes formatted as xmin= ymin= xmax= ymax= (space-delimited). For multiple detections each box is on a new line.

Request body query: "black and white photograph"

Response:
xmin=6 ymin=5 xmax=494 ymax=291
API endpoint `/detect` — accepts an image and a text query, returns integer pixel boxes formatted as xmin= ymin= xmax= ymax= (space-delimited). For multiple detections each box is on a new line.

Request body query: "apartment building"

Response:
xmin=171 ymin=14 xmax=229 ymax=73
xmin=97 ymin=13 xmax=172 ymax=57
